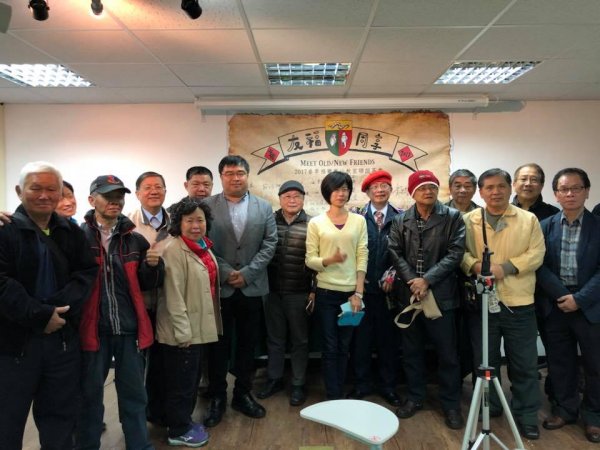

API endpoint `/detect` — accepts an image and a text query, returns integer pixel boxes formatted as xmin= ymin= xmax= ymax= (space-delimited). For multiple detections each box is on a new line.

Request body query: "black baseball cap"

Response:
xmin=89 ymin=175 xmax=131 ymax=195
xmin=278 ymin=180 xmax=306 ymax=196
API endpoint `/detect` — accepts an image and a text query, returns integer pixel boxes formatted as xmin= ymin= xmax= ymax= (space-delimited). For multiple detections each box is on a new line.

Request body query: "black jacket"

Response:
xmin=0 ymin=205 xmax=98 ymax=355
xmin=268 ymin=209 xmax=314 ymax=294
xmin=387 ymin=202 xmax=465 ymax=311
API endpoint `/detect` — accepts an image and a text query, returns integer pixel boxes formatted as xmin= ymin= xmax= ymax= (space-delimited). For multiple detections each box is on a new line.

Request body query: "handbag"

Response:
xmin=394 ymin=291 xmax=442 ymax=329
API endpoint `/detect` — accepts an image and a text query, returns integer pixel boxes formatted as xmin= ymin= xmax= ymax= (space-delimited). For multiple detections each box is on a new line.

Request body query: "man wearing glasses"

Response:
xmin=537 ymin=168 xmax=600 ymax=444
xmin=202 ymin=155 xmax=277 ymax=426
xmin=512 ymin=163 xmax=559 ymax=221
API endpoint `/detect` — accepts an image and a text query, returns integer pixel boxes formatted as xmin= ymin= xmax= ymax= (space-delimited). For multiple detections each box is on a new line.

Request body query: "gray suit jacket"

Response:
xmin=203 ymin=192 xmax=277 ymax=298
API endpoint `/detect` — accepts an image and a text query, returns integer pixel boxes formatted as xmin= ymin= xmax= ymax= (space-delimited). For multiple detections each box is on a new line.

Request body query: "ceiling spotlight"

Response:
xmin=29 ymin=0 xmax=49 ymax=21
xmin=91 ymin=0 xmax=103 ymax=16
xmin=181 ymin=0 xmax=202 ymax=20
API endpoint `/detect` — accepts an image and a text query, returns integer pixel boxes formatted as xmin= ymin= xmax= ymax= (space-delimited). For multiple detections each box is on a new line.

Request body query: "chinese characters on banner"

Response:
xmin=228 ymin=112 xmax=451 ymax=215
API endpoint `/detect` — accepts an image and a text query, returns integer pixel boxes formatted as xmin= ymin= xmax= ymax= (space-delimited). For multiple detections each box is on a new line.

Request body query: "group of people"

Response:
xmin=1 ymin=156 xmax=599 ymax=449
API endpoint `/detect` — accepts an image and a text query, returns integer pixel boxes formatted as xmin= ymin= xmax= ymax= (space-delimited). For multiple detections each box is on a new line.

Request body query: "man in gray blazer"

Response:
xmin=202 ymin=155 xmax=278 ymax=427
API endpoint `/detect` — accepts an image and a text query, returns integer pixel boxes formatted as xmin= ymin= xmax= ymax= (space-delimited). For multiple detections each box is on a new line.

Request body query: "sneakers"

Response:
xmin=168 ymin=423 xmax=209 ymax=447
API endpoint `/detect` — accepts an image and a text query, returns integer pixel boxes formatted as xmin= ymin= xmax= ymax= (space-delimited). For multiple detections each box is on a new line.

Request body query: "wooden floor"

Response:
xmin=23 ymin=365 xmax=595 ymax=449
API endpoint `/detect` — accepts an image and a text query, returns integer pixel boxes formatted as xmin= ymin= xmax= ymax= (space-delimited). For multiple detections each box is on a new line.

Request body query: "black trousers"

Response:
xmin=206 ymin=290 xmax=263 ymax=399
xmin=351 ymin=292 xmax=399 ymax=393
xmin=145 ymin=308 xmax=166 ymax=422
xmin=161 ymin=344 xmax=203 ymax=438
xmin=0 ymin=332 xmax=80 ymax=450
xmin=546 ymin=307 xmax=600 ymax=426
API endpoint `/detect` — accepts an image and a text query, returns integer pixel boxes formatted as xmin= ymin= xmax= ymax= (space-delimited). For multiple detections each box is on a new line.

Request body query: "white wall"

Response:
xmin=4 ymin=101 xmax=600 ymax=219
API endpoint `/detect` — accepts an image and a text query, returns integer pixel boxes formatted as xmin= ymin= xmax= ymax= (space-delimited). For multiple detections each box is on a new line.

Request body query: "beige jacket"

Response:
xmin=461 ymin=205 xmax=545 ymax=307
xmin=156 ymin=237 xmax=222 ymax=346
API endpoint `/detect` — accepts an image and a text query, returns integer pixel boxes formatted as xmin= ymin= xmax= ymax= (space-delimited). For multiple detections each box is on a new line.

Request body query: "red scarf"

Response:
xmin=181 ymin=235 xmax=218 ymax=300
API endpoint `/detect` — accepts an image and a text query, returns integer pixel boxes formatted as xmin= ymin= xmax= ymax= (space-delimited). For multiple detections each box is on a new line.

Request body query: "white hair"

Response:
xmin=19 ymin=161 xmax=63 ymax=190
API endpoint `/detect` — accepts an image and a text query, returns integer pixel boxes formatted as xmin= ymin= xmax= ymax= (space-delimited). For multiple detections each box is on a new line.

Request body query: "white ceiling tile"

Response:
xmin=515 ymin=59 xmax=600 ymax=84
xmin=373 ymin=0 xmax=513 ymax=27
xmin=168 ymin=64 xmax=264 ymax=86
xmin=362 ymin=28 xmax=481 ymax=63
xmin=254 ymin=29 xmax=363 ymax=62
xmin=0 ymin=87 xmax=52 ymax=103
xmin=69 ymin=64 xmax=185 ymax=88
xmin=21 ymin=87 xmax=134 ymax=103
xmin=119 ymin=87 xmax=196 ymax=103
xmin=352 ymin=61 xmax=450 ymax=86
xmin=134 ymin=30 xmax=256 ymax=63
xmin=347 ymin=85 xmax=428 ymax=96
xmin=497 ymin=0 xmax=600 ymax=25
xmin=0 ymin=33 xmax=57 ymax=63
xmin=242 ymin=0 xmax=374 ymax=28
xmin=190 ymin=86 xmax=270 ymax=96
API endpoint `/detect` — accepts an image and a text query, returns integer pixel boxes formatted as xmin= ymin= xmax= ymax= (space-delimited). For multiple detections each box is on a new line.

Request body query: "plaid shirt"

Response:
xmin=559 ymin=211 xmax=583 ymax=286
xmin=415 ymin=217 xmax=426 ymax=277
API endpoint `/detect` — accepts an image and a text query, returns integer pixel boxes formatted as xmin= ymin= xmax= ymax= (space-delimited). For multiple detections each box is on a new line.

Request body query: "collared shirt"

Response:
xmin=97 ymin=221 xmax=117 ymax=252
xmin=415 ymin=211 xmax=426 ymax=277
xmin=559 ymin=210 xmax=584 ymax=286
xmin=226 ymin=192 xmax=249 ymax=241
xmin=370 ymin=203 xmax=389 ymax=229
xmin=445 ymin=199 xmax=479 ymax=214
xmin=142 ymin=207 xmax=164 ymax=230
xmin=511 ymin=194 xmax=559 ymax=221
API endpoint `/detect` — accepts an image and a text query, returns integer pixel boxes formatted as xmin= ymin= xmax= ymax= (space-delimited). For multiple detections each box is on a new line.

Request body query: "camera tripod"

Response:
xmin=460 ymin=274 xmax=525 ymax=450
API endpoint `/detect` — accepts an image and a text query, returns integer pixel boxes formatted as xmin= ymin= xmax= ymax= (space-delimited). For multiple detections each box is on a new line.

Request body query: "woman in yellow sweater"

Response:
xmin=306 ymin=171 xmax=369 ymax=399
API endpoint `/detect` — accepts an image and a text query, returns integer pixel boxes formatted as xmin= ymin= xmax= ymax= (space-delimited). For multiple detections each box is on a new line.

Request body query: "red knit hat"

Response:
xmin=361 ymin=170 xmax=392 ymax=192
xmin=407 ymin=170 xmax=440 ymax=197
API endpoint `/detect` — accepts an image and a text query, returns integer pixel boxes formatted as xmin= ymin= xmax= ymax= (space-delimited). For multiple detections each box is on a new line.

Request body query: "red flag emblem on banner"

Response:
xmin=399 ymin=145 xmax=414 ymax=162
xmin=264 ymin=146 xmax=280 ymax=162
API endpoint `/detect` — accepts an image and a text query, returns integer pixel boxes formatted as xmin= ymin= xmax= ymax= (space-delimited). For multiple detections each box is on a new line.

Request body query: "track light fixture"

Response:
xmin=181 ymin=0 xmax=202 ymax=20
xmin=90 ymin=0 xmax=103 ymax=16
xmin=29 ymin=0 xmax=49 ymax=21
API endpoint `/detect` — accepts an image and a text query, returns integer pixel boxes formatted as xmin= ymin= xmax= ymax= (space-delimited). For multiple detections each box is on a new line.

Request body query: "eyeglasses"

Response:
xmin=369 ymin=183 xmax=391 ymax=192
xmin=556 ymin=185 xmax=586 ymax=195
xmin=221 ymin=171 xmax=247 ymax=178
xmin=140 ymin=185 xmax=165 ymax=193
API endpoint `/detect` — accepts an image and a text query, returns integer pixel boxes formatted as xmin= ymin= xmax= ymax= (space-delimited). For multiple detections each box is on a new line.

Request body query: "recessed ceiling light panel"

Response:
xmin=435 ymin=61 xmax=540 ymax=85
xmin=0 ymin=64 xmax=93 ymax=87
xmin=265 ymin=62 xmax=351 ymax=86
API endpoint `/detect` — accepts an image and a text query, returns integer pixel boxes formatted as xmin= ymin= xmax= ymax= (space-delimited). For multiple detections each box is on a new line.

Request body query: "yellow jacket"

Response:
xmin=461 ymin=205 xmax=545 ymax=307
xmin=156 ymin=237 xmax=222 ymax=346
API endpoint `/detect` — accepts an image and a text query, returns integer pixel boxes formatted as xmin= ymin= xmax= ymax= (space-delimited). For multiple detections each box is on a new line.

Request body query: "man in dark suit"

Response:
xmin=202 ymin=155 xmax=278 ymax=427
xmin=537 ymin=167 xmax=600 ymax=444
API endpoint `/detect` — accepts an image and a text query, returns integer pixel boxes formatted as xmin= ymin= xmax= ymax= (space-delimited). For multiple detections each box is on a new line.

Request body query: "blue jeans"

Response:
xmin=78 ymin=335 xmax=153 ymax=450
xmin=314 ymin=288 xmax=355 ymax=399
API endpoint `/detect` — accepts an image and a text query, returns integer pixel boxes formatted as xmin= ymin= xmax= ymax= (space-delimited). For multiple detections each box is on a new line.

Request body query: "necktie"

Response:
xmin=374 ymin=211 xmax=384 ymax=230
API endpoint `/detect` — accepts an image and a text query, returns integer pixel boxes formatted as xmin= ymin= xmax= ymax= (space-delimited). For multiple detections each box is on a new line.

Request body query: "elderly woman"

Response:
xmin=305 ymin=171 xmax=368 ymax=400
xmin=156 ymin=198 xmax=222 ymax=447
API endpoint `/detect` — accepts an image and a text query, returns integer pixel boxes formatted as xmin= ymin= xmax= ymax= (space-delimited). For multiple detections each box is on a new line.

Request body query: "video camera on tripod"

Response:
xmin=477 ymin=210 xmax=500 ymax=314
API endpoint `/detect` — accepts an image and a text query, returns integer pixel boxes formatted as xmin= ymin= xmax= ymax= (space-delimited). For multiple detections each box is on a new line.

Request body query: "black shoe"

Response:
xmin=396 ymin=400 xmax=423 ymax=419
xmin=517 ymin=421 xmax=540 ymax=440
xmin=380 ymin=391 xmax=402 ymax=407
xmin=231 ymin=393 xmax=266 ymax=419
xmin=203 ymin=397 xmax=226 ymax=428
xmin=346 ymin=389 xmax=371 ymax=400
xmin=444 ymin=410 xmax=464 ymax=430
xmin=256 ymin=378 xmax=284 ymax=399
xmin=290 ymin=385 xmax=306 ymax=406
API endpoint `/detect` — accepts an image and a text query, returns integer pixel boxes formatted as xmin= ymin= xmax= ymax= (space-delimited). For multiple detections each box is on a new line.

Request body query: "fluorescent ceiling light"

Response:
xmin=195 ymin=96 xmax=489 ymax=114
xmin=265 ymin=63 xmax=351 ymax=86
xmin=435 ymin=61 xmax=540 ymax=85
xmin=0 ymin=64 xmax=93 ymax=87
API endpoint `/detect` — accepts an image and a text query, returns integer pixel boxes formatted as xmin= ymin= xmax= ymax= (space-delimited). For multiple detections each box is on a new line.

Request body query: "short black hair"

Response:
xmin=167 ymin=198 xmax=213 ymax=237
xmin=449 ymin=169 xmax=477 ymax=186
xmin=218 ymin=155 xmax=249 ymax=174
xmin=478 ymin=168 xmax=511 ymax=189
xmin=320 ymin=171 xmax=353 ymax=204
xmin=62 ymin=180 xmax=74 ymax=194
xmin=514 ymin=163 xmax=545 ymax=185
xmin=551 ymin=167 xmax=591 ymax=191
xmin=135 ymin=171 xmax=166 ymax=191
xmin=186 ymin=166 xmax=213 ymax=181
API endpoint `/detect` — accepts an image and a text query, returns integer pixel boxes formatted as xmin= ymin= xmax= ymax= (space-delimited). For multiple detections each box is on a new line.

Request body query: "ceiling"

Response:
xmin=0 ymin=0 xmax=599 ymax=105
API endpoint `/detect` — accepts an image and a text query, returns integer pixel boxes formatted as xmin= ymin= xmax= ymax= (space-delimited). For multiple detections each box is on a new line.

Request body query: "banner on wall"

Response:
xmin=228 ymin=112 xmax=451 ymax=216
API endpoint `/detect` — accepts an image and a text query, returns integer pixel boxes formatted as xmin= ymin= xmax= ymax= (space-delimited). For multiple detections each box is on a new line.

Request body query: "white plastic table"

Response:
xmin=300 ymin=399 xmax=399 ymax=450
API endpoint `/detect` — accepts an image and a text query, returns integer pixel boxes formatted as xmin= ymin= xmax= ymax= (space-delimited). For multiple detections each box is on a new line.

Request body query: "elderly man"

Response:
xmin=184 ymin=166 xmax=214 ymax=201
xmin=462 ymin=168 xmax=545 ymax=440
xmin=78 ymin=175 xmax=164 ymax=450
xmin=128 ymin=171 xmax=173 ymax=426
xmin=512 ymin=163 xmax=559 ymax=221
xmin=388 ymin=169 xmax=466 ymax=429
xmin=202 ymin=155 xmax=277 ymax=427
xmin=446 ymin=169 xmax=479 ymax=213
xmin=537 ymin=168 xmax=600 ymax=444
xmin=0 ymin=161 xmax=97 ymax=450
xmin=257 ymin=180 xmax=313 ymax=407
xmin=347 ymin=170 xmax=401 ymax=406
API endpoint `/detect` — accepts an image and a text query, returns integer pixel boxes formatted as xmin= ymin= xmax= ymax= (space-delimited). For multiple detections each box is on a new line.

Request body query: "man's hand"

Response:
xmin=0 ymin=211 xmax=12 ymax=227
xmin=44 ymin=305 xmax=69 ymax=334
xmin=557 ymin=294 xmax=579 ymax=312
xmin=490 ymin=264 xmax=505 ymax=280
xmin=145 ymin=244 xmax=160 ymax=267
xmin=227 ymin=270 xmax=246 ymax=288
xmin=381 ymin=280 xmax=393 ymax=293
xmin=408 ymin=278 xmax=429 ymax=299
xmin=324 ymin=247 xmax=347 ymax=266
